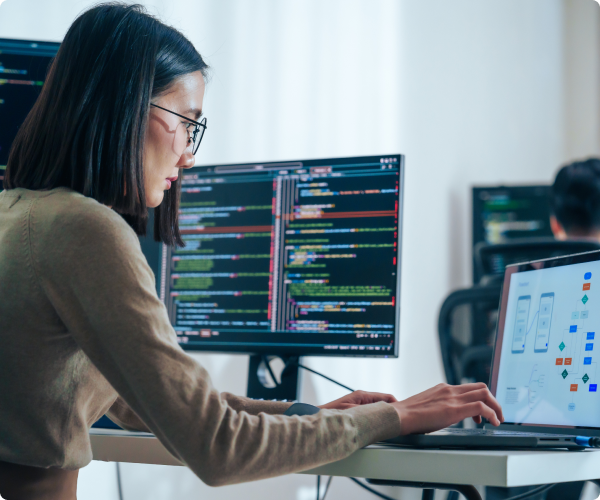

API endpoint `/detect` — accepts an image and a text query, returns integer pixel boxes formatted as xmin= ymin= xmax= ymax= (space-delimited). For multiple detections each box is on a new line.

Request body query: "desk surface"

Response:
xmin=90 ymin=429 xmax=600 ymax=488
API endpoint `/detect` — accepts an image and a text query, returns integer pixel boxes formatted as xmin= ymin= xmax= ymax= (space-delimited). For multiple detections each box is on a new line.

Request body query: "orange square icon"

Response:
xmin=556 ymin=358 xmax=563 ymax=365
xmin=565 ymin=358 xmax=573 ymax=365
xmin=584 ymin=283 xmax=591 ymax=291
xmin=571 ymin=384 xmax=578 ymax=392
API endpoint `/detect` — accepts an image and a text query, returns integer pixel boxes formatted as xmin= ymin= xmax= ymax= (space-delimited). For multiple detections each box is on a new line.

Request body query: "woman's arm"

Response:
xmin=221 ymin=393 xmax=294 ymax=415
xmin=106 ymin=397 xmax=151 ymax=432
xmin=31 ymin=196 xmax=402 ymax=486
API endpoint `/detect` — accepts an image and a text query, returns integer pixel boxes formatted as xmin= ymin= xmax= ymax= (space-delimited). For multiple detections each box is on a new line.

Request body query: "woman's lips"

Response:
xmin=165 ymin=176 xmax=178 ymax=190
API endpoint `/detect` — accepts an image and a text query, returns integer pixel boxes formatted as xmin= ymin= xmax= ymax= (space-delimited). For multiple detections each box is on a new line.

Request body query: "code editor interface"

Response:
xmin=0 ymin=39 xmax=59 ymax=171
xmin=161 ymin=155 xmax=403 ymax=355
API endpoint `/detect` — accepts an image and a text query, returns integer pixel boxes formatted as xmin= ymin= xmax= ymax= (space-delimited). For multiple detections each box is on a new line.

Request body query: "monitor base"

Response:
xmin=246 ymin=355 xmax=301 ymax=401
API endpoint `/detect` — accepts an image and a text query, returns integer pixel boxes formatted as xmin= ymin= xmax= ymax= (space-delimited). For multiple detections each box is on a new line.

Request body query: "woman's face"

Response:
xmin=144 ymin=71 xmax=206 ymax=208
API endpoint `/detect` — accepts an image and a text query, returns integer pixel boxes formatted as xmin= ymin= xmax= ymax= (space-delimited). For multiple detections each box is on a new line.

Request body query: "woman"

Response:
xmin=0 ymin=4 xmax=503 ymax=498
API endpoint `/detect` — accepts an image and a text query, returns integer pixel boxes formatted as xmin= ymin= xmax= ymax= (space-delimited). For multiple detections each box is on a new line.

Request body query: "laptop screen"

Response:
xmin=491 ymin=250 xmax=600 ymax=430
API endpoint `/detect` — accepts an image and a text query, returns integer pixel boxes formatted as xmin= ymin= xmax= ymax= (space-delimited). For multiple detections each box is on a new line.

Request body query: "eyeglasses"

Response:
xmin=150 ymin=103 xmax=207 ymax=155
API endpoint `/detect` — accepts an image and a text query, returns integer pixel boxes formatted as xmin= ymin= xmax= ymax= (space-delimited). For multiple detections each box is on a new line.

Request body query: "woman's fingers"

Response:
xmin=458 ymin=387 xmax=504 ymax=422
xmin=319 ymin=390 xmax=397 ymax=410
xmin=391 ymin=382 xmax=505 ymax=435
xmin=458 ymin=401 xmax=501 ymax=426
xmin=452 ymin=382 xmax=489 ymax=394
xmin=358 ymin=391 xmax=397 ymax=403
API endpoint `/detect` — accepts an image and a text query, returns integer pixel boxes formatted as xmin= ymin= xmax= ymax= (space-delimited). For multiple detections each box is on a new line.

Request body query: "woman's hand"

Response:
xmin=318 ymin=390 xmax=397 ymax=410
xmin=391 ymin=382 xmax=504 ymax=435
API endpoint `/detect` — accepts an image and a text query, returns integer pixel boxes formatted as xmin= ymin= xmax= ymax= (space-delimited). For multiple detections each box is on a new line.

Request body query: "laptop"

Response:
xmin=388 ymin=249 xmax=600 ymax=449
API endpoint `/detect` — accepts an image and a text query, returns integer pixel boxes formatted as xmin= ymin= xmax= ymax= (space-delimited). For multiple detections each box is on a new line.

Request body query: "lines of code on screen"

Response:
xmin=161 ymin=155 xmax=403 ymax=356
xmin=0 ymin=39 xmax=59 ymax=170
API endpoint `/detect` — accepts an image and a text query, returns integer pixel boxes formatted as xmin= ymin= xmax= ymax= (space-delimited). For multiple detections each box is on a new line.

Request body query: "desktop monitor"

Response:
xmin=472 ymin=185 xmax=554 ymax=283
xmin=0 ymin=38 xmax=60 ymax=175
xmin=140 ymin=154 xmax=404 ymax=400
xmin=472 ymin=185 xmax=553 ymax=247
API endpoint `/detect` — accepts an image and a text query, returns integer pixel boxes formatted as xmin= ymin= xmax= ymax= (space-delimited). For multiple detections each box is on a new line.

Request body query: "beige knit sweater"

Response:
xmin=0 ymin=187 xmax=401 ymax=486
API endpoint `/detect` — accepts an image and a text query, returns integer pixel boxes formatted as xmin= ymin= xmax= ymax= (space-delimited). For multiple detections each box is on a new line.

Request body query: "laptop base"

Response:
xmin=384 ymin=427 xmax=584 ymax=450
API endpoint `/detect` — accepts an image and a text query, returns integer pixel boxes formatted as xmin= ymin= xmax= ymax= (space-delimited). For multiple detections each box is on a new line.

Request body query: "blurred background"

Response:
xmin=1 ymin=0 xmax=600 ymax=498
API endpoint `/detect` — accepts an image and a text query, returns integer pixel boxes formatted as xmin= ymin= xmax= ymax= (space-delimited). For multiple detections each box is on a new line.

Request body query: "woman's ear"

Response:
xmin=550 ymin=215 xmax=567 ymax=240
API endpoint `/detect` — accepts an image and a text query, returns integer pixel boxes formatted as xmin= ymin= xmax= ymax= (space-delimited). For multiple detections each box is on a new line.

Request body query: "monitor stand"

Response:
xmin=246 ymin=355 xmax=301 ymax=401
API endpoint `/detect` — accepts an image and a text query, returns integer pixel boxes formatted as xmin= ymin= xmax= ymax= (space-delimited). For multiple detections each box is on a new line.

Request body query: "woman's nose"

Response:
xmin=177 ymin=151 xmax=195 ymax=169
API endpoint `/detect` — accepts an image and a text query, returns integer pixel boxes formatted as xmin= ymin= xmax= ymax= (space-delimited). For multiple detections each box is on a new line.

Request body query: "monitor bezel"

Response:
xmin=0 ymin=37 xmax=61 ymax=56
xmin=172 ymin=154 xmax=404 ymax=359
xmin=489 ymin=248 xmax=600 ymax=434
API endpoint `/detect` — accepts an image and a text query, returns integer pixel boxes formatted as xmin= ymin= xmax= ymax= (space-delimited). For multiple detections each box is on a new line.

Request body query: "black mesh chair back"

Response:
xmin=438 ymin=284 xmax=502 ymax=386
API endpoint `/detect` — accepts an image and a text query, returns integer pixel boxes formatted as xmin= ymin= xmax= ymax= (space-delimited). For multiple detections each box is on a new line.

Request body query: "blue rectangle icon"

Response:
xmin=570 ymin=325 xmax=577 ymax=333
xmin=586 ymin=343 xmax=594 ymax=351
xmin=590 ymin=384 xmax=597 ymax=392
xmin=589 ymin=332 xmax=596 ymax=340
xmin=585 ymin=357 xmax=592 ymax=365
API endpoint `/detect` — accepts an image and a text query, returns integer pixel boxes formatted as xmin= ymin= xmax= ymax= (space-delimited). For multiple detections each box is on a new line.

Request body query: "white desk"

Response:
xmin=90 ymin=429 xmax=600 ymax=500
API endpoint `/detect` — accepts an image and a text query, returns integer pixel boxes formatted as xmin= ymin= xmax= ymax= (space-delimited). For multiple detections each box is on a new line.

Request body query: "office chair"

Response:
xmin=438 ymin=284 xmax=502 ymax=387
xmin=474 ymin=238 xmax=600 ymax=285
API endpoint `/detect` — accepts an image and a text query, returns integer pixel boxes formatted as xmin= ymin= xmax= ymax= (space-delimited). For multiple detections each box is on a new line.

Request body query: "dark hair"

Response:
xmin=551 ymin=158 xmax=600 ymax=234
xmin=4 ymin=2 xmax=208 ymax=246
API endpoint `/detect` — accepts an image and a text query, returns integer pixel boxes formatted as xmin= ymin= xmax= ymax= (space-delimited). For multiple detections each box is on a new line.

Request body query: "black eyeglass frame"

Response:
xmin=150 ymin=103 xmax=207 ymax=155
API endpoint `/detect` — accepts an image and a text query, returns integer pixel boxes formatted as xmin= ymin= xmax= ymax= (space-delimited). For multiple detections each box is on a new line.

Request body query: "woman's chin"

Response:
xmin=146 ymin=191 xmax=164 ymax=208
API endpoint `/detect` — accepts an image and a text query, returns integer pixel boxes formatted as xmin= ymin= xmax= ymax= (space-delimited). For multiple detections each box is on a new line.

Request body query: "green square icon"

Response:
xmin=583 ymin=374 xmax=590 ymax=384
xmin=559 ymin=342 xmax=565 ymax=351
xmin=562 ymin=369 xmax=569 ymax=379
xmin=583 ymin=295 xmax=589 ymax=304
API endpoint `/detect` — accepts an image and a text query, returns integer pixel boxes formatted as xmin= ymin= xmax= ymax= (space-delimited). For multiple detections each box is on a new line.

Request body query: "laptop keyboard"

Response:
xmin=440 ymin=428 xmax=573 ymax=438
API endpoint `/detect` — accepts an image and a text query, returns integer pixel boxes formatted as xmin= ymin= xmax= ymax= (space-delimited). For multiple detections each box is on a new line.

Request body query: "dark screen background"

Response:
xmin=0 ymin=40 xmax=59 ymax=168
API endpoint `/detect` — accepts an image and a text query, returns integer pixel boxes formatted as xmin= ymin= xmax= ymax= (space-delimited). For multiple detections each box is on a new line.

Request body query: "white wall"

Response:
xmin=563 ymin=0 xmax=600 ymax=161
xmin=2 ymin=1 xmax=600 ymax=499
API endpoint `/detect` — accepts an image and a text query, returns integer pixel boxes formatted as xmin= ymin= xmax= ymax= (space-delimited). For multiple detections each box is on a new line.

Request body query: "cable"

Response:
xmin=287 ymin=363 xmax=393 ymax=500
xmin=291 ymin=360 xmax=355 ymax=392
xmin=349 ymin=478 xmax=396 ymax=500
xmin=261 ymin=355 xmax=280 ymax=387
xmin=321 ymin=476 xmax=333 ymax=500
xmin=115 ymin=462 xmax=124 ymax=500
xmin=503 ymin=483 xmax=556 ymax=500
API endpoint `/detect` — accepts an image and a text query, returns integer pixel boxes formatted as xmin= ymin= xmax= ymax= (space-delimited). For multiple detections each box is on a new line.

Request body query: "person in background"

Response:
xmin=550 ymin=158 xmax=600 ymax=242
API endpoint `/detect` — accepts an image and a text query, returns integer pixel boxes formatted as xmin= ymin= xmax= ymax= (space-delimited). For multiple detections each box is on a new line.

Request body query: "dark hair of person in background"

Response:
xmin=550 ymin=158 xmax=600 ymax=238
xmin=3 ymin=3 xmax=208 ymax=246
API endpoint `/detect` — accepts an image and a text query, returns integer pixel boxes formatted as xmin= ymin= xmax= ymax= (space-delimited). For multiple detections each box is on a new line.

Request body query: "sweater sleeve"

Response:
xmin=106 ymin=397 xmax=151 ymax=432
xmin=106 ymin=393 xmax=291 ymax=432
xmin=30 ymin=196 xmax=401 ymax=486
xmin=221 ymin=393 xmax=295 ymax=415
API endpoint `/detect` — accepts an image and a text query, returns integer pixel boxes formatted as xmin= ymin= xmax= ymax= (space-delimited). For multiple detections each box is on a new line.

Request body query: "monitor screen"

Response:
xmin=144 ymin=155 xmax=403 ymax=356
xmin=472 ymin=185 xmax=553 ymax=247
xmin=0 ymin=38 xmax=60 ymax=174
